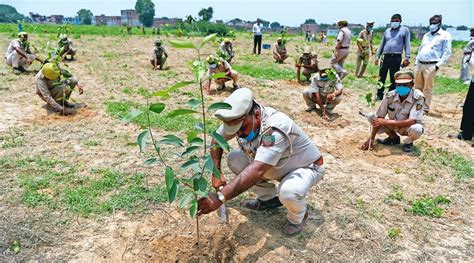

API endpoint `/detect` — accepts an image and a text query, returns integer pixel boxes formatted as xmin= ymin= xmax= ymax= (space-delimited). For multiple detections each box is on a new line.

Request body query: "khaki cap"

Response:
xmin=394 ymin=69 xmax=415 ymax=84
xmin=214 ymin=88 xmax=254 ymax=136
xmin=303 ymin=46 xmax=312 ymax=54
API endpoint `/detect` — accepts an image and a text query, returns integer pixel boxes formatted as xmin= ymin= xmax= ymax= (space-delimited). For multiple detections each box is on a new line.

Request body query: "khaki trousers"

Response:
xmin=414 ymin=64 xmax=437 ymax=112
xmin=6 ymin=51 xmax=35 ymax=69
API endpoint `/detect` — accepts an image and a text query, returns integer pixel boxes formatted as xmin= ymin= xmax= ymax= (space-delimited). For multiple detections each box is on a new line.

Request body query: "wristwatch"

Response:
xmin=217 ymin=186 xmax=225 ymax=203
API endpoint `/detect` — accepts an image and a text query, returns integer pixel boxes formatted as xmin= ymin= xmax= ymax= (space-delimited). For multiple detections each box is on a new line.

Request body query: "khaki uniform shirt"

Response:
xmin=35 ymin=71 xmax=64 ymax=112
xmin=5 ymin=39 xmax=31 ymax=57
xmin=309 ymin=73 xmax=343 ymax=95
xmin=152 ymin=46 xmax=167 ymax=60
xmin=376 ymin=89 xmax=425 ymax=124
xmin=298 ymin=53 xmax=318 ymax=68
xmin=357 ymin=29 xmax=373 ymax=51
xmin=217 ymin=104 xmax=322 ymax=180
xmin=207 ymin=59 xmax=232 ymax=76
xmin=58 ymin=40 xmax=73 ymax=51
xmin=337 ymin=27 xmax=352 ymax=48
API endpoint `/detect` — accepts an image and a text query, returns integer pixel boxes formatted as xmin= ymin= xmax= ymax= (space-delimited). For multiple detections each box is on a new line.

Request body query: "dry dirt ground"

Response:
xmin=0 ymin=33 xmax=473 ymax=262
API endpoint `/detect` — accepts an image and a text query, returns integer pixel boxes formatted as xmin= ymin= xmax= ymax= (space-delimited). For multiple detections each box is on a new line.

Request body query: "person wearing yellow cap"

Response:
xmin=219 ymin=38 xmax=235 ymax=63
xmin=35 ymin=63 xmax=86 ymax=116
xmin=204 ymin=54 xmax=239 ymax=94
xmin=272 ymin=37 xmax=288 ymax=63
xmin=150 ymin=39 xmax=168 ymax=70
xmin=296 ymin=46 xmax=318 ymax=82
xmin=361 ymin=69 xmax=424 ymax=152
xmin=355 ymin=22 xmax=375 ymax=78
xmin=197 ymin=88 xmax=325 ymax=237
xmin=58 ymin=34 xmax=76 ymax=60
xmin=4 ymin=32 xmax=43 ymax=75
xmin=331 ymin=20 xmax=352 ymax=79
xmin=459 ymin=27 xmax=474 ymax=84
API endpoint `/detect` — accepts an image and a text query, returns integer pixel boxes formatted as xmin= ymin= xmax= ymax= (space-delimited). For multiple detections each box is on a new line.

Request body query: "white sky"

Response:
xmin=4 ymin=0 xmax=474 ymax=27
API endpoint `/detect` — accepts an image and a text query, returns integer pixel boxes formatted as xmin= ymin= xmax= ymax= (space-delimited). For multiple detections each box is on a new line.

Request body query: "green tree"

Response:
xmin=0 ymin=4 xmax=25 ymax=23
xmin=304 ymin=18 xmax=316 ymax=24
xmin=76 ymin=9 xmax=93 ymax=25
xmin=198 ymin=7 xmax=213 ymax=22
xmin=135 ymin=0 xmax=155 ymax=27
xmin=270 ymin=22 xmax=281 ymax=30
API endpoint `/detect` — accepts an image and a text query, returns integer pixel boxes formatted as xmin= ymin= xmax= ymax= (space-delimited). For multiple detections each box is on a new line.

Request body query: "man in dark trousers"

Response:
xmin=374 ymin=14 xmax=411 ymax=100
xmin=451 ymin=78 xmax=473 ymax=141
xmin=252 ymin=19 xmax=264 ymax=55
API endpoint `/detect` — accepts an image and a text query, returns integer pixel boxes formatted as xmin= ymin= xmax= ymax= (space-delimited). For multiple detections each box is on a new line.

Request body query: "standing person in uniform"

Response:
xmin=355 ymin=22 xmax=375 ymax=78
xmin=273 ymin=37 xmax=288 ymax=63
xmin=450 ymin=75 xmax=474 ymax=141
xmin=150 ymin=39 xmax=168 ymax=70
xmin=303 ymin=66 xmax=343 ymax=119
xmin=331 ymin=20 xmax=352 ymax=80
xmin=296 ymin=46 xmax=318 ymax=83
xmin=35 ymin=63 xmax=86 ymax=116
xmin=205 ymin=55 xmax=239 ymax=94
xmin=459 ymin=28 xmax=474 ymax=84
xmin=197 ymin=88 xmax=326 ymax=237
xmin=5 ymin=32 xmax=43 ymax=75
xmin=219 ymin=38 xmax=235 ymax=63
xmin=414 ymin=15 xmax=452 ymax=113
xmin=361 ymin=70 xmax=424 ymax=153
xmin=58 ymin=34 xmax=76 ymax=60
xmin=375 ymin=14 xmax=411 ymax=100
xmin=252 ymin=19 xmax=264 ymax=55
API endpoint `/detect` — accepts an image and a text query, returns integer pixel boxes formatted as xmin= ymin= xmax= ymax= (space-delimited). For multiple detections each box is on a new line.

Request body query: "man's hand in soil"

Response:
xmin=360 ymin=138 xmax=374 ymax=151
xmin=197 ymin=192 xmax=222 ymax=216
xmin=322 ymin=109 xmax=330 ymax=120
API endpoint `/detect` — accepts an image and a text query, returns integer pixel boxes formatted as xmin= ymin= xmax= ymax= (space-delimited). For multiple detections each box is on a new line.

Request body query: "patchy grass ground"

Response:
xmin=0 ymin=32 xmax=472 ymax=261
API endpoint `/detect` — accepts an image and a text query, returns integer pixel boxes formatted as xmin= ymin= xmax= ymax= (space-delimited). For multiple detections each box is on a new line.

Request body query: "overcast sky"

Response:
xmin=5 ymin=0 xmax=473 ymax=27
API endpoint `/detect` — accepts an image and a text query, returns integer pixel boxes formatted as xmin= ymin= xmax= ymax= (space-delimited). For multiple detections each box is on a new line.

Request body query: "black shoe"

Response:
xmin=456 ymin=132 xmax=472 ymax=141
xmin=217 ymin=84 xmax=226 ymax=91
xmin=12 ymin=67 xmax=21 ymax=75
xmin=241 ymin=196 xmax=283 ymax=211
xmin=402 ymin=143 xmax=414 ymax=152
xmin=376 ymin=136 xmax=400 ymax=145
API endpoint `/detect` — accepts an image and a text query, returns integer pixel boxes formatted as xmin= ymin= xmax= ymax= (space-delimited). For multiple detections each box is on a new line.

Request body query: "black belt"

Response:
xmin=383 ymin=53 xmax=401 ymax=56
xmin=419 ymin=61 xmax=438 ymax=64
xmin=338 ymin=46 xmax=349 ymax=49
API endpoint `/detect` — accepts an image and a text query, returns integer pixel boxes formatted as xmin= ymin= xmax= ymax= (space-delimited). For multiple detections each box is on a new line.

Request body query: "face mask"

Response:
xmin=395 ymin=86 xmax=411 ymax=96
xmin=320 ymin=76 xmax=329 ymax=81
xmin=239 ymin=116 xmax=260 ymax=142
xmin=209 ymin=64 xmax=217 ymax=69
xmin=367 ymin=26 xmax=372 ymax=31
xmin=390 ymin=22 xmax=400 ymax=29
xmin=429 ymin=23 xmax=440 ymax=33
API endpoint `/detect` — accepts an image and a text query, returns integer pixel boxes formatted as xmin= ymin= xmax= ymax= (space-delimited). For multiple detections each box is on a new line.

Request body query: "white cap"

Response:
xmin=214 ymin=88 xmax=254 ymax=136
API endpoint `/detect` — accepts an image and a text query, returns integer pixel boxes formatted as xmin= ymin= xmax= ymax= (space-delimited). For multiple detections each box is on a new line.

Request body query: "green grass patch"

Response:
xmin=385 ymin=185 xmax=405 ymax=203
xmin=1 ymin=129 xmax=25 ymax=149
xmin=407 ymin=194 xmax=450 ymax=218
xmin=233 ymin=57 xmax=295 ymax=81
xmin=105 ymin=100 xmax=219 ymax=132
xmin=387 ymin=228 xmax=401 ymax=240
xmin=434 ymin=76 xmax=468 ymax=94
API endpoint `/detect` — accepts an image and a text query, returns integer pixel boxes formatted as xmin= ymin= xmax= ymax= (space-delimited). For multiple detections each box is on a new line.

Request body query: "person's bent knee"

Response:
xmin=227 ymin=150 xmax=250 ymax=175
xmin=407 ymin=124 xmax=424 ymax=141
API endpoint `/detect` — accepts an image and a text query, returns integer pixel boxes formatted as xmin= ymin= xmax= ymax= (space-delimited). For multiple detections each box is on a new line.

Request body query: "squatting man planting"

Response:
xmin=197 ymin=88 xmax=325 ymax=237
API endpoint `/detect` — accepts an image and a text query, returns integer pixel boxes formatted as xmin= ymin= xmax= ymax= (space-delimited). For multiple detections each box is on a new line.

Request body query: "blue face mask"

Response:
xmin=239 ymin=115 xmax=260 ymax=142
xmin=395 ymin=86 xmax=411 ymax=96
xmin=390 ymin=22 xmax=400 ymax=29
xmin=320 ymin=76 xmax=329 ymax=81
xmin=429 ymin=23 xmax=440 ymax=33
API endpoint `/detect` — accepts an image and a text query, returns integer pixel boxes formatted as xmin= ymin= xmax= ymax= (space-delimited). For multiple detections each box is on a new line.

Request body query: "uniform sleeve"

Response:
xmin=336 ymin=31 xmax=344 ymax=42
xmin=216 ymin=124 xmax=235 ymax=141
xmin=310 ymin=77 xmax=319 ymax=93
xmin=36 ymin=77 xmax=64 ymax=112
xmin=254 ymin=130 xmax=289 ymax=166
xmin=335 ymin=80 xmax=343 ymax=91
xmin=223 ymin=60 xmax=232 ymax=70
xmin=408 ymin=100 xmax=424 ymax=123
xmin=11 ymin=40 xmax=21 ymax=49
xmin=375 ymin=97 xmax=389 ymax=118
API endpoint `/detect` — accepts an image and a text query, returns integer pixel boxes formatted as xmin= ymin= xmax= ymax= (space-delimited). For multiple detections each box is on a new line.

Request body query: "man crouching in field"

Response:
xmin=5 ymin=32 xmax=43 ymax=75
xmin=35 ymin=63 xmax=86 ymax=116
xmin=197 ymin=88 xmax=325 ymax=237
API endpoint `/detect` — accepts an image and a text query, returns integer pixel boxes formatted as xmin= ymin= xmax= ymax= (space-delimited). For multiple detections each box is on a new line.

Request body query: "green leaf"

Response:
xmin=11 ymin=240 xmax=20 ymax=254
xmin=149 ymin=103 xmax=165 ymax=114
xmin=190 ymin=137 xmax=204 ymax=146
xmin=187 ymin=130 xmax=198 ymax=143
xmin=151 ymin=90 xmax=169 ymax=97
xmin=195 ymin=190 xmax=208 ymax=197
xmin=187 ymin=98 xmax=201 ymax=109
xmin=143 ymin=158 xmax=157 ymax=165
xmin=137 ymin=130 xmax=150 ymax=152
xmin=168 ymin=180 xmax=179 ymax=203
xmin=199 ymin=33 xmax=217 ymax=49
xmin=193 ymin=178 xmax=200 ymax=191
xmin=167 ymin=109 xmax=198 ymax=118
xmin=211 ymin=131 xmax=231 ymax=152
xmin=181 ymin=159 xmax=200 ymax=171
xmin=181 ymin=146 xmax=201 ymax=156
xmin=189 ymin=198 xmax=198 ymax=218
xmin=168 ymin=81 xmax=195 ymax=93
xmin=207 ymin=102 xmax=232 ymax=112
xmin=213 ymin=165 xmax=221 ymax=181
xmin=208 ymin=72 xmax=227 ymax=80
xmin=165 ymin=167 xmax=175 ymax=191
xmin=198 ymin=177 xmax=207 ymax=192
xmin=169 ymin=40 xmax=196 ymax=49
xmin=122 ymin=109 xmax=143 ymax=123
xmin=179 ymin=192 xmax=194 ymax=209
xmin=159 ymin=134 xmax=184 ymax=147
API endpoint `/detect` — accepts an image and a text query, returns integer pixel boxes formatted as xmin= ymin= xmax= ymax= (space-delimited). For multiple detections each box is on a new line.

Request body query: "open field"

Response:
xmin=0 ymin=31 xmax=473 ymax=261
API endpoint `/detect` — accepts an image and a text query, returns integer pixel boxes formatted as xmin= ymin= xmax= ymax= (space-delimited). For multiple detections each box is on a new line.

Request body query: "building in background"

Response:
xmin=121 ymin=9 xmax=140 ymax=26
xmin=92 ymin=15 xmax=122 ymax=26
xmin=47 ymin=15 xmax=64 ymax=24
xmin=29 ymin=12 xmax=47 ymax=23
xmin=62 ymin=17 xmax=81 ymax=25
xmin=301 ymin=23 xmax=320 ymax=34
xmin=152 ymin=17 xmax=182 ymax=27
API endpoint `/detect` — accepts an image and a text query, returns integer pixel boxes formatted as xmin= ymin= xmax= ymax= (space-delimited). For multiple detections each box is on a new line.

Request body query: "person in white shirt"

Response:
xmin=460 ymin=28 xmax=474 ymax=84
xmin=414 ymin=15 xmax=452 ymax=113
xmin=252 ymin=19 xmax=264 ymax=55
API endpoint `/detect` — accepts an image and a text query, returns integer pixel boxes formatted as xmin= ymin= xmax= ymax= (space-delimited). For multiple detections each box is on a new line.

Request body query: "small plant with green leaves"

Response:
xmin=407 ymin=194 xmax=451 ymax=218
xmin=384 ymin=185 xmax=404 ymax=203
xmin=123 ymin=34 xmax=231 ymax=247
xmin=387 ymin=228 xmax=401 ymax=241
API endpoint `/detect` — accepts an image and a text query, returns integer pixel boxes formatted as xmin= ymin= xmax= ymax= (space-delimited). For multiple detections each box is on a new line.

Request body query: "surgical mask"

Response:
xmin=429 ymin=23 xmax=440 ymax=33
xmin=395 ymin=86 xmax=411 ymax=96
xmin=390 ymin=22 xmax=400 ymax=29
xmin=367 ymin=26 xmax=372 ymax=31
xmin=209 ymin=64 xmax=217 ymax=69
xmin=320 ymin=76 xmax=329 ymax=81
xmin=239 ymin=116 xmax=260 ymax=142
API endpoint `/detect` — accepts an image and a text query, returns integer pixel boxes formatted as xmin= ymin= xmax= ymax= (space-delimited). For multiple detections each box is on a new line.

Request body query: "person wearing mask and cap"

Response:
xmin=204 ymin=55 xmax=239 ymax=94
xmin=355 ymin=21 xmax=375 ymax=78
xmin=219 ymin=38 xmax=235 ymax=63
xmin=296 ymin=46 xmax=318 ymax=83
xmin=5 ymin=32 xmax=43 ymax=75
xmin=361 ymin=69 xmax=425 ymax=153
xmin=460 ymin=28 xmax=474 ymax=84
xmin=414 ymin=15 xmax=452 ymax=113
xmin=303 ymin=65 xmax=343 ymax=119
xmin=58 ymin=34 xmax=76 ymax=60
xmin=375 ymin=14 xmax=411 ymax=100
xmin=150 ymin=39 xmax=168 ymax=70
xmin=272 ymin=37 xmax=288 ymax=63
xmin=331 ymin=20 xmax=352 ymax=80
xmin=197 ymin=88 xmax=326 ymax=237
